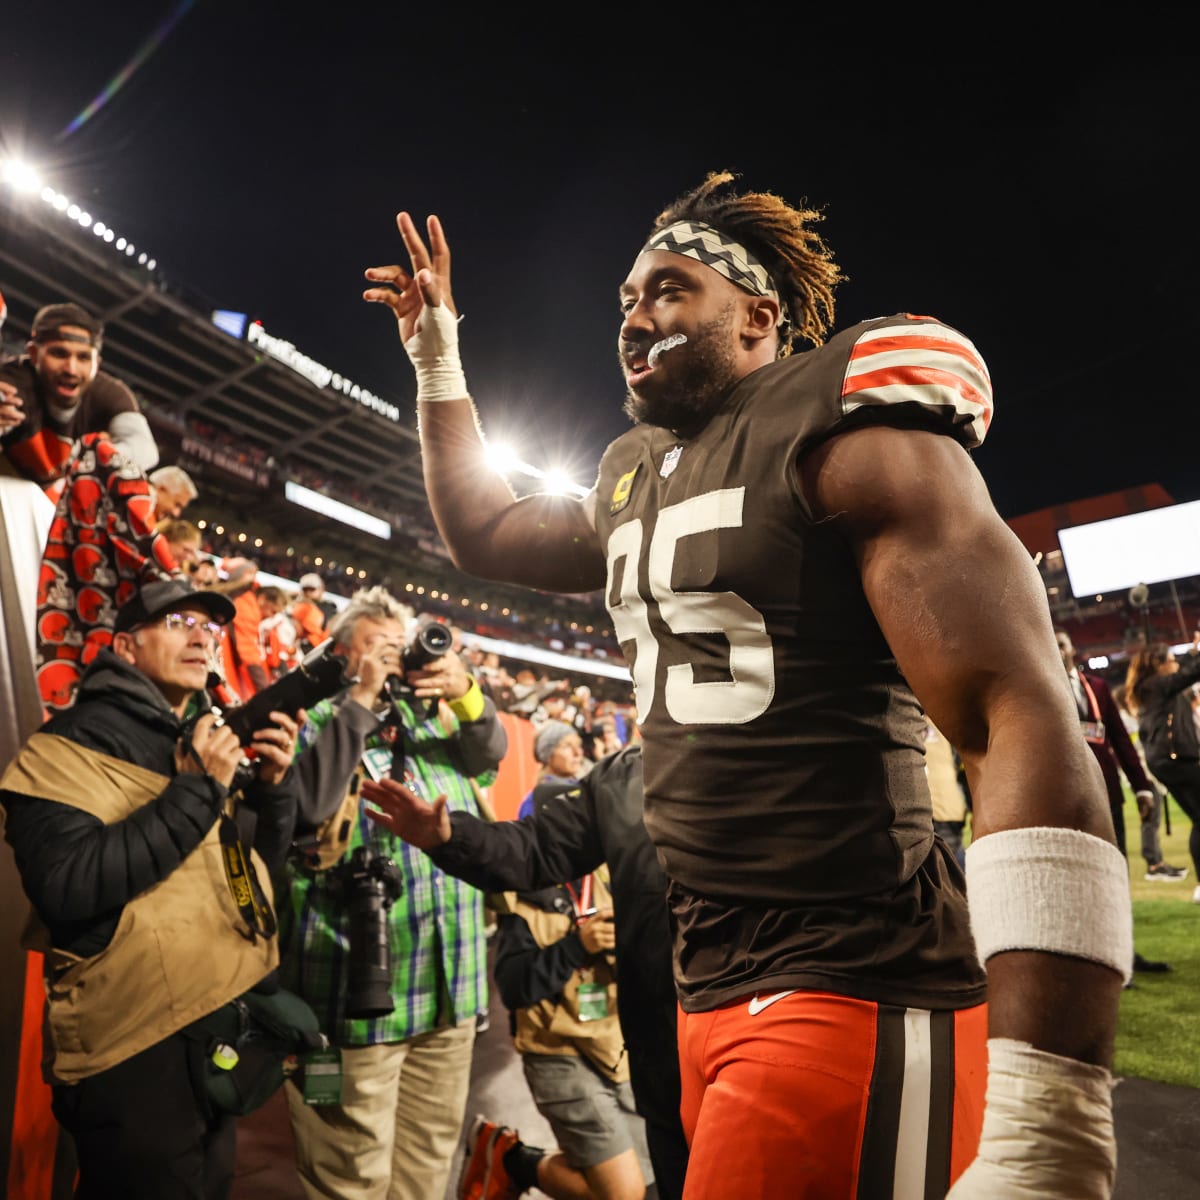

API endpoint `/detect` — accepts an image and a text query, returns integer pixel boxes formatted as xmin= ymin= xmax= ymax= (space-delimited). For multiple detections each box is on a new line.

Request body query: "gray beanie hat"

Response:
xmin=534 ymin=720 xmax=577 ymax=765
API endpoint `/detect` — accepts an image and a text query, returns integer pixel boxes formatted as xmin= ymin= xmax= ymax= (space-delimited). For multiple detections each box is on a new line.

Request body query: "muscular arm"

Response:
xmin=417 ymin=399 xmax=605 ymax=591
xmin=802 ymin=424 xmax=1121 ymax=1067
xmin=365 ymin=210 xmax=606 ymax=592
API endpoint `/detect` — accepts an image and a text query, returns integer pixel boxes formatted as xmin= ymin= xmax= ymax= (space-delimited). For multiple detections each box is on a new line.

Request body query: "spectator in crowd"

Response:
xmin=156 ymin=516 xmax=203 ymax=572
xmin=529 ymin=685 xmax=576 ymax=731
xmin=280 ymin=585 xmax=507 ymax=1200
xmin=1057 ymin=629 xmax=1185 ymax=888
xmin=370 ymin=179 xmax=1129 ymax=1197
xmin=1125 ymin=633 xmax=1200 ymax=905
xmin=298 ymin=571 xmax=338 ymax=627
xmin=219 ymin=558 xmax=269 ymax=702
xmin=35 ymin=432 xmax=177 ymax=715
xmin=483 ymin=833 xmax=651 ymax=1200
xmin=148 ymin=464 xmax=198 ymax=523
xmin=0 ymin=578 xmax=301 ymax=1199
xmin=587 ymin=716 xmax=626 ymax=766
xmin=0 ymin=301 xmax=158 ymax=500
xmin=1054 ymin=629 xmax=1179 ymax=982
xmin=291 ymin=572 xmax=334 ymax=654
xmin=508 ymin=669 xmax=569 ymax=719
xmin=518 ymin=720 xmax=586 ymax=819
xmin=363 ymin=742 xmax=687 ymax=1200
xmin=476 ymin=650 xmax=517 ymax=711
xmin=924 ymin=720 xmax=968 ymax=870
xmin=1111 ymin=678 xmax=1184 ymax=881
xmin=190 ymin=557 xmax=220 ymax=590
xmin=257 ymin=585 xmax=301 ymax=681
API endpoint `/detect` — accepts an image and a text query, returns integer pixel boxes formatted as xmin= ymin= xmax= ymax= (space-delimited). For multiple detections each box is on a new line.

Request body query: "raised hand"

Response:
xmin=577 ymin=906 xmax=616 ymax=955
xmin=175 ymin=712 xmax=244 ymax=790
xmin=363 ymin=212 xmax=455 ymax=342
xmin=364 ymin=212 xmax=467 ymax=404
xmin=360 ymin=775 xmax=451 ymax=850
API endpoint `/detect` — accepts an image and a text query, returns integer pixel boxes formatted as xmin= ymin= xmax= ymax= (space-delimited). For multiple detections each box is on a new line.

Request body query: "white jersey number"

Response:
xmin=606 ymin=487 xmax=774 ymax=725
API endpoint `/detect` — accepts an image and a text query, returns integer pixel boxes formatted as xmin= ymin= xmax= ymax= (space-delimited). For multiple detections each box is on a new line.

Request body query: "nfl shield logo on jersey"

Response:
xmin=660 ymin=446 xmax=682 ymax=479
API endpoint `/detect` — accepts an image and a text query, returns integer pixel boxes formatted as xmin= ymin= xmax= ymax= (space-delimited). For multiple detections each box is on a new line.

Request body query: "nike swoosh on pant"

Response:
xmin=747 ymin=989 xmax=797 ymax=1015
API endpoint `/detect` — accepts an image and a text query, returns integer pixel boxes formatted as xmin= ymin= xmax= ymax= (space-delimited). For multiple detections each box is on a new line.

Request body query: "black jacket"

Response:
xmin=1135 ymin=651 xmax=1200 ymax=769
xmin=492 ymin=883 xmax=591 ymax=1012
xmin=1 ymin=649 xmax=298 ymax=958
xmin=431 ymin=744 xmax=674 ymax=1052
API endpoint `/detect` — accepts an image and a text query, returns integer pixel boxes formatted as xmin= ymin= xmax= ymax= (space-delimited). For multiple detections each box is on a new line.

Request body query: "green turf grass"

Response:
xmin=1117 ymin=794 xmax=1198 ymax=1088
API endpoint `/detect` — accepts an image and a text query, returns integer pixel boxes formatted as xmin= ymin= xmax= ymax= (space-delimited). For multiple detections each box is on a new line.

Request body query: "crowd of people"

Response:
xmin=0 ymin=163 xmax=1196 ymax=1200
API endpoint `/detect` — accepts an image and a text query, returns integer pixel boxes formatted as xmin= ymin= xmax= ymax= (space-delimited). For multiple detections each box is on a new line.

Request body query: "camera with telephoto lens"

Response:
xmin=402 ymin=618 xmax=453 ymax=670
xmin=223 ymin=641 xmax=352 ymax=746
xmin=218 ymin=642 xmax=352 ymax=791
xmin=334 ymin=844 xmax=405 ymax=1018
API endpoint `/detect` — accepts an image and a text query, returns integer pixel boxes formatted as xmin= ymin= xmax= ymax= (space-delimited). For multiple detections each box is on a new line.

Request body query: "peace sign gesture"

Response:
xmin=364 ymin=212 xmax=467 ymax=405
xmin=363 ymin=212 xmax=456 ymax=343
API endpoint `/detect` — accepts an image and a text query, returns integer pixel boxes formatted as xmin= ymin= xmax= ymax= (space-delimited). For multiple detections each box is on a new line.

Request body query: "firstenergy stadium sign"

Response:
xmin=245 ymin=320 xmax=402 ymax=423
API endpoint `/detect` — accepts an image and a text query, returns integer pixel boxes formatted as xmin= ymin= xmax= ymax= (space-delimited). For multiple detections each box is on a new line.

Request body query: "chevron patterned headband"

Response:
xmin=643 ymin=220 xmax=784 ymax=324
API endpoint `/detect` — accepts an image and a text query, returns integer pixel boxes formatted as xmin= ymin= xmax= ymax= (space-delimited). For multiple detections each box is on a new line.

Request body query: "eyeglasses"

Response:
xmin=161 ymin=611 xmax=223 ymax=639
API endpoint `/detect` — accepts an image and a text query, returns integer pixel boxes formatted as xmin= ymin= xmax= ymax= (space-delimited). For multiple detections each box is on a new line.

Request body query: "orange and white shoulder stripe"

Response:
xmin=841 ymin=315 xmax=993 ymax=448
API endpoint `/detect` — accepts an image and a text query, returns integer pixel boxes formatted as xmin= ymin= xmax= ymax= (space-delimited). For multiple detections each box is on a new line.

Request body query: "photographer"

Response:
xmin=0 ymin=578 xmax=300 ymax=1199
xmin=279 ymin=586 xmax=507 ymax=1200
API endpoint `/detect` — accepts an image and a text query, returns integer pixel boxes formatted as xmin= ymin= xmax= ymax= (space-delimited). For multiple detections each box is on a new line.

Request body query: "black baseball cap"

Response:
xmin=114 ymin=578 xmax=235 ymax=635
xmin=31 ymin=302 xmax=103 ymax=347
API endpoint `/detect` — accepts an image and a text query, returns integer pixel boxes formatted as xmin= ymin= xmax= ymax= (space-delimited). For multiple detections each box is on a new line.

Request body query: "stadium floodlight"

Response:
xmin=1 ymin=158 xmax=42 ymax=193
xmin=484 ymin=440 xmax=519 ymax=474
xmin=541 ymin=468 xmax=579 ymax=497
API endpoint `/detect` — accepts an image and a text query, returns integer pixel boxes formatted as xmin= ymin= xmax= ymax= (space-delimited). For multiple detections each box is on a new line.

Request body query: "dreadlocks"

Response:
xmin=649 ymin=170 xmax=844 ymax=358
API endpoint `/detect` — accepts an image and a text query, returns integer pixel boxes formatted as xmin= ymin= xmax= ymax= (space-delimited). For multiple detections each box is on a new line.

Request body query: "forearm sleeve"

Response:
xmin=107 ymin=410 xmax=160 ymax=472
xmin=292 ymin=698 xmax=379 ymax=828
xmin=454 ymin=694 xmax=508 ymax=777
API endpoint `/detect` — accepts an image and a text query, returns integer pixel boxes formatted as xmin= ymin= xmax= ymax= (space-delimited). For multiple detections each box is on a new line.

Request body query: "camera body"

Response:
xmin=333 ymin=844 xmax=405 ymax=1019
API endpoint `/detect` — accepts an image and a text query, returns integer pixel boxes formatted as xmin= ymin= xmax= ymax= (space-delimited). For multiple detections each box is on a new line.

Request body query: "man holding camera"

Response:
xmin=280 ymin=585 xmax=508 ymax=1200
xmin=0 ymin=578 xmax=301 ymax=1199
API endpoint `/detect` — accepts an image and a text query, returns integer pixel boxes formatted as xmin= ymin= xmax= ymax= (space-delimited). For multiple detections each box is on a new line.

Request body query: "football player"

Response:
xmin=364 ymin=174 xmax=1126 ymax=1199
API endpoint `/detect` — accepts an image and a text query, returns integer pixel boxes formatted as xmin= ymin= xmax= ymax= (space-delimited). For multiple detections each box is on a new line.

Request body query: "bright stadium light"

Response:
xmin=484 ymin=440 xmax=519 ymax=474
xmin=1 ymin=158 xmax=42 ymax=192
xmin=541 ymin=469 xmax=576 ymax=496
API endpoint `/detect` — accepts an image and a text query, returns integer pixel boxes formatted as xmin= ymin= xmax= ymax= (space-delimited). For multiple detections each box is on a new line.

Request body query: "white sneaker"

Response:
xmin=1193 ymin=885 xmax=1200 ymax=905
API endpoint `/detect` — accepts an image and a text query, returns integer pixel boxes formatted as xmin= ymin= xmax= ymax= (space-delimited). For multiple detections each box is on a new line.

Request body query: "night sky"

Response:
xmin=3 ymin=10 xmax=1198 ymax=521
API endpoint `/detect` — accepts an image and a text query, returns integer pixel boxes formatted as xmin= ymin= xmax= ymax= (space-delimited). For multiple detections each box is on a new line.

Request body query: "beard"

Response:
xmin=622 ymin=304 xmax=739 ymax=435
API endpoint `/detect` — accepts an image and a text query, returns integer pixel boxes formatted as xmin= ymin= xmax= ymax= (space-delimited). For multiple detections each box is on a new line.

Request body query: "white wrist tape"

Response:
xmin=405 ymin=301 xmax=468 ymax=403
xmin=965 ymin=826 xmax=1132 ymax=982
xmin=947 ymin=1039 xmax=1116 ymax=1198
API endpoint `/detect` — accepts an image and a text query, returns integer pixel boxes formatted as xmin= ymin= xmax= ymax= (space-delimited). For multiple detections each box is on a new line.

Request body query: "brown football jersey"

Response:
xmin=594 ymin=313 xmax=992 ymax=1012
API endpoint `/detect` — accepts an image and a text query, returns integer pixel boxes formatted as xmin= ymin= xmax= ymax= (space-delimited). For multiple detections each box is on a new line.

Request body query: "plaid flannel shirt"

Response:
xmin=280 ymin=695 xmax=496 ymax=1045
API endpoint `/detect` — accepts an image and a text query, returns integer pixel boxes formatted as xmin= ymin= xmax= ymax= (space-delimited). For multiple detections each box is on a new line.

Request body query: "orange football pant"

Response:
xmin=677 ymin=989 xmax=988 ymax=1199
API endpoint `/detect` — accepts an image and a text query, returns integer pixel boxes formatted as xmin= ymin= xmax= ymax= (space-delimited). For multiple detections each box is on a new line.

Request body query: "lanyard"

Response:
xmin=1077 ymin=672 xmax=1100 ymax=723
xmin=219 ymin=812 xmax=277 ymax=942
xmin=563 ymin=874 xmax=594 ymax=918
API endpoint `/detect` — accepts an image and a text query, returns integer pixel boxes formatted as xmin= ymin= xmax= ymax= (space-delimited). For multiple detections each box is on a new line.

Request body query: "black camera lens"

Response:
xmin=339 ymin=846 xmax=405 ymax=1019
xmin=403 ymin=620 xmax=453 ymax=670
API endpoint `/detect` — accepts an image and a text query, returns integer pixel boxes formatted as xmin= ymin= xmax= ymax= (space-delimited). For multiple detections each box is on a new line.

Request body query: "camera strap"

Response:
xmin=219 ymin=812 xmax=277 ymax=942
